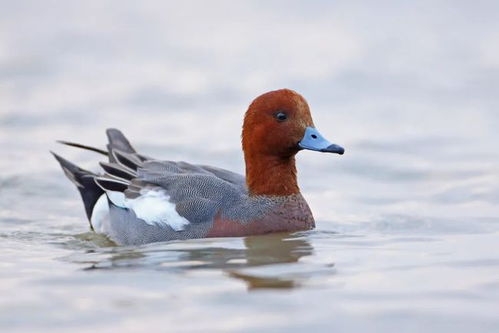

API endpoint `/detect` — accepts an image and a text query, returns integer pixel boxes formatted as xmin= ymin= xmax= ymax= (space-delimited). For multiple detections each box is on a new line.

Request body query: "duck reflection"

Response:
xmin=226 ymin=233 xmax=314 ymax=289
xmin=73 ymin=231 xmax=315 ymax=290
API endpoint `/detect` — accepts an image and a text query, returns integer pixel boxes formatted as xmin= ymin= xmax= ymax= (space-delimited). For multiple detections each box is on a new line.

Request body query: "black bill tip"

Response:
xmin=321 ymin=144 xmax=345 ymax=155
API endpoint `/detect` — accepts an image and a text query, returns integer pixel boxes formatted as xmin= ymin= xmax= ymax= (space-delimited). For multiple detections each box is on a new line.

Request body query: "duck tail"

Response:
xmin=57 ymin=128 xmax=137 ymax=159
xmin=58 ymin=128 xmax=146 ymax=163
xmin=51 ymin=152 xmax=103 ymax=227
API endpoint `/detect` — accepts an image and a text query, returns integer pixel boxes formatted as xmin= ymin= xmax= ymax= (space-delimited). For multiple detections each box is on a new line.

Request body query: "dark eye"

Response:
xmin=274 ymin=112 xmax=288 ymax=122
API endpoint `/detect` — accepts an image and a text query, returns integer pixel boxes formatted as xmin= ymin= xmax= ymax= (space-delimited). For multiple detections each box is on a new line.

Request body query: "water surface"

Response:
xmin=1 ymin=1 xmax=499 ymax=332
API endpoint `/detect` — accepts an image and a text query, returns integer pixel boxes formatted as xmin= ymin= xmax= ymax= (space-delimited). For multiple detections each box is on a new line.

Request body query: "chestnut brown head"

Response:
xmin=242 ymin=89 xmax=344 ymax=158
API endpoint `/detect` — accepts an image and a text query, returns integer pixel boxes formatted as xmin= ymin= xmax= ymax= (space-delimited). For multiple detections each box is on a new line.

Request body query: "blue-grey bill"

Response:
xmin=298 ymin=127 xmax=345 ymax=155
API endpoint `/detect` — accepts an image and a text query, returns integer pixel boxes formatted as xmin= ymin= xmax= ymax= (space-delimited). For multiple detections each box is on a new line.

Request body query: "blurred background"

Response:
xmin=1 ymin=1 xmax=499 ymax=332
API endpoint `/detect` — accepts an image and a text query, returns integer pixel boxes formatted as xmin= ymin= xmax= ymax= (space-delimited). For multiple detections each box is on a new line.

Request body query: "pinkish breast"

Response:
xmin=206 ymin=194 xmax=315 ymax=238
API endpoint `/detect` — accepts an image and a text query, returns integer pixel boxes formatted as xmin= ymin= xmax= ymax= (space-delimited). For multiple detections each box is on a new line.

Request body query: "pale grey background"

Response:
xmin=1 ymin=1 xmax=499 ymax=332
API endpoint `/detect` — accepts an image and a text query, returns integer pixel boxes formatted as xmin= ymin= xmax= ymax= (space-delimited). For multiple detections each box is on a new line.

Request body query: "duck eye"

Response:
xmin=274 ymin=112 xmax=288 ymax=122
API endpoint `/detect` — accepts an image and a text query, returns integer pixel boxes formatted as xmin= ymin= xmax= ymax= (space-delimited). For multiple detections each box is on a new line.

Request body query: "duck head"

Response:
xmin=242 ymin=89 xmax=344 ymax=196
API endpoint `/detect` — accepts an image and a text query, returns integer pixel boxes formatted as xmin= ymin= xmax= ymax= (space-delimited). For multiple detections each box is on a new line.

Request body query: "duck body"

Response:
xmin=93 ymin=156 xmax=314 ymax=245
xmin=53 ymin=89 xmax=343 ymax=245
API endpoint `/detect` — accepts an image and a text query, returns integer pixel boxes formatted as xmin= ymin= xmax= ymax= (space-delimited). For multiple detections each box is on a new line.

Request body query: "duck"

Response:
xmin=52 ymin=89 xmax=344 ymax=245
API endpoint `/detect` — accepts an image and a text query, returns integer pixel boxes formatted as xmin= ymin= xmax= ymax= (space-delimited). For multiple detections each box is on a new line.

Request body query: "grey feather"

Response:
xmin=106 ymin=128 xmax=136 ymax=155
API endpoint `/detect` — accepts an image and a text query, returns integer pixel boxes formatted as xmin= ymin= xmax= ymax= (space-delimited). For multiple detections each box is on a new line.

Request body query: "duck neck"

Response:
xmin=245 ymin=153 xmax=300 ymax=196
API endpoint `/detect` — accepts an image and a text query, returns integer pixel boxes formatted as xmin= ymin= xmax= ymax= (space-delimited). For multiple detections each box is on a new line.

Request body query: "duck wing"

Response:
xmin=94 ymin=146 xmax=247 ymax=238
xmin=55 ymin=128 xmax=248 ymax=244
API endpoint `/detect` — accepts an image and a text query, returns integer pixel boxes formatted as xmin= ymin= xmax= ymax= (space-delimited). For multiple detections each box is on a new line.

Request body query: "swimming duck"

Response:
xmin=52 ymin=89 xmax=344 ymax=245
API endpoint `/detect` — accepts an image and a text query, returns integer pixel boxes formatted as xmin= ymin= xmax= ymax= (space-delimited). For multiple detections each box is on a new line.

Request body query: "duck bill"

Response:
xmin=298 ymin=127 xmax=345 ymax=155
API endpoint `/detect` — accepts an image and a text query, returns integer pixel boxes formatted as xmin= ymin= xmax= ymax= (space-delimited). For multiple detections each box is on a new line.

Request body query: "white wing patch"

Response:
xmin=101 ymin=188 xmax=190 ymax=231
xmin=127 ymin=189 xmax=190 ymax=231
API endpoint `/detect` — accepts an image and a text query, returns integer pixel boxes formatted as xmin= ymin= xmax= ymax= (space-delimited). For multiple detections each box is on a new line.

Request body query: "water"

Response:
xmin=1 ymin=1 xmax=499 ymax=332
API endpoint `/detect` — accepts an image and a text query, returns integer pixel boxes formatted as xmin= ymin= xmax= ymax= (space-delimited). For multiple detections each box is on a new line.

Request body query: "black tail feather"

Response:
xmin=57 ymin=140 xmax=108 ymax=156
xmin=111 ymin=150 xmax=142 ymax=172
xmin=58 ymin=129 xmax=150 ymax=162
xmin=94 ymin=177 xmax=130 ymax=192
xmin=99 ymin=162 xmax=136 ymax=181
xmin=51 ymin=152 xmax=104 ymax=227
